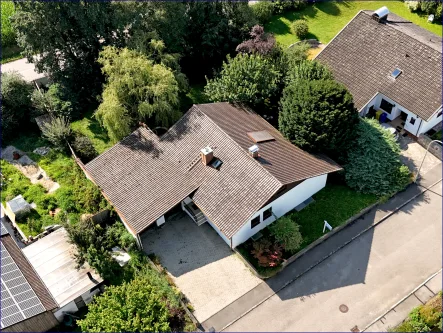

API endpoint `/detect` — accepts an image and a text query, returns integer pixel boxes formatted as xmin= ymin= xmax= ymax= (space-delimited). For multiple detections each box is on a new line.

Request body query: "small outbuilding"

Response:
xmin=4 ymin=195 xmax=31 ymax=224
xmin=22 ymin=228 xmax=104 ymax=321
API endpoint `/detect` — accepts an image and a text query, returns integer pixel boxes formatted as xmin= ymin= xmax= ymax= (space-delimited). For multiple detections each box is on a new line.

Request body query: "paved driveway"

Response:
xmin=399 ymin=136 xmax=440 ymax=176
xmin=140 ymin=212 xmax=261 ymax=323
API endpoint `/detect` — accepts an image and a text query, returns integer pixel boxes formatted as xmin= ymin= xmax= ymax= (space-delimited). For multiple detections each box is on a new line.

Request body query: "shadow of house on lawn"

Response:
xmin=264 ymin=182 xmax=431 ymax=301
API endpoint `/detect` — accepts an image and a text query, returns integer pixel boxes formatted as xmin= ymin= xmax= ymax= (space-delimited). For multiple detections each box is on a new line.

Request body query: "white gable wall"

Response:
xmin=230 ymin=174 xmax=328 ymax=248
xmin=418 ymin=107 xmax=442 ymax=134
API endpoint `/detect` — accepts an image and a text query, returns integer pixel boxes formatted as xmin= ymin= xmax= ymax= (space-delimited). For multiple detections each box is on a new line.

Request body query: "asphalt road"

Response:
xmin=224 ymin=180 xmax=442 ymax=332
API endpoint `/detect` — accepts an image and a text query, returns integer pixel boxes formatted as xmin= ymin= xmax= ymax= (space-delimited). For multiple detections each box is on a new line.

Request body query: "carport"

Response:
xmin=140 ymin=212 xmax=262 ymax=323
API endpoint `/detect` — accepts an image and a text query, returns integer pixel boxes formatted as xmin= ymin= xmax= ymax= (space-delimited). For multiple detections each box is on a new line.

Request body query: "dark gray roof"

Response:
xmin=86 ymin=103 xmax=341 ymax=238
xmin=316 ymin=11 xmax=442 ymax=121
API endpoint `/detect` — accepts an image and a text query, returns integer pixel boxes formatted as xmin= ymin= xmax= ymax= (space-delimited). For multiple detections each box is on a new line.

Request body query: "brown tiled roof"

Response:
xmin=316 ymin=11 xmax=442 ymax=121
xmin=2 ymin=235 xmax=58 ymax=311
xmin=86 ymin=103 xmax=341 ymax=238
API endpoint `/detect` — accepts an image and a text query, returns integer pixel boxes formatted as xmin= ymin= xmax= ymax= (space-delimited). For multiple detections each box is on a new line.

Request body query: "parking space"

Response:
xmin=399 ymin=136 xmax=440 ymax=176
xmin=140 ymin=212 xmax=262 ymax=323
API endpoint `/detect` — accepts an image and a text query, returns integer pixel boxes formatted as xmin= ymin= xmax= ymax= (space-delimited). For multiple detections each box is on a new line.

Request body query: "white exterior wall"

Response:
xmin=81 ymin=287 xmax=101 ymax=305
xmin=418 ymin=107 xmax=442 ymax=135
xmin=231 ymin=174 xmax=328 ymax=248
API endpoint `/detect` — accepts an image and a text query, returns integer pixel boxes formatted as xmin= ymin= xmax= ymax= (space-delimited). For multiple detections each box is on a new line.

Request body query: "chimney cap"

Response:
xmin=201 ymin=146 xmax=213 ymax=155
xmin=249 ymin=145 xmax=259 ymax=153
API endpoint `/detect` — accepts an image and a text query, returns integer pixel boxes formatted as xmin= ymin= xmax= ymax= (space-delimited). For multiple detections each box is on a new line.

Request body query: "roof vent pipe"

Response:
xmin=249 ymin=145 xmax=259 ymax=158
xmin=372 ymin=6 xmax=389 ymax=22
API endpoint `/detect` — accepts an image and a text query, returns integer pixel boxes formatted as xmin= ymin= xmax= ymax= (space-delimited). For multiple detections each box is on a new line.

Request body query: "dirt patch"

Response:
xmin=2 ymin=146 xmax=60 ymax=193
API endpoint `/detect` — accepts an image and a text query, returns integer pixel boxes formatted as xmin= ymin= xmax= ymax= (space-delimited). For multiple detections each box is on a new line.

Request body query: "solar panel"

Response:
xmin=1 ymin=242 xmax=46 ymax=329
xmin=1 ymin=221 xmax=8 ymax=236
xmin=391 ymin=68 xmax=402 ymax=79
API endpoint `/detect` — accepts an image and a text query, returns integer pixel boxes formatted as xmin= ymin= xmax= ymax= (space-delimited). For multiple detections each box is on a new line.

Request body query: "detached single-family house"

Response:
xmin=316 ymin=7 xmax=442 ymax=137
xmin=1 ymin=222 xmax=59 ymax=332
xmin=22 ymin=227 xmax=104 ymax=322
xmin=84 ymin=103 xmax=341 ymax=249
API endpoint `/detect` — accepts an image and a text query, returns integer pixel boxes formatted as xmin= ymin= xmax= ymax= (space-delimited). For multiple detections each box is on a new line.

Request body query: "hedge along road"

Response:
xmin=221 ymin=168 xmax=442 ymax=332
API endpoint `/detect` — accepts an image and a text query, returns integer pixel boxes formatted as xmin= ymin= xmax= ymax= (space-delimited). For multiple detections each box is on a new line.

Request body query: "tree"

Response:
xmin=71 ymin=134 xmax=97 ymax=163
xmin=32 ymin=84 xmax=73 ymax=119
xmin=11 ymin=1 xmax=121 ymax=108
xmin=181 ymin=1 xmax=256 ymax=81
xmin=269 ymin=216 xmax=303 ymax=252
xmin=292 ymin=19 xmax=309 ymax=39
xmin=1 ymin=72 xmax=33 ymax=141
xmin=41 ymin=117 xmax=72 ymax=150
xmin=251 ymin=238 xmax=283 ymax=267
xmin=236 ymin=25 xmax=276 ymax=56
xmin=279 ymin=79 xmax=359 ymax=160
xmin=286 ymin=60 xmax=333 ymax=84
xmin=251 ymin=1 xmax=274 ymax=24
xmin=78 ymin=274 xmax=171 ymax=333
xmin=95 ymin=46 xmax=180 ymax=142
xmin=205 ymin=53 xmax=281 ymax=109
xmin=344 ymin=118 xmax=410 ymax=196
xmin=283 ymin=42 xmax=310 ymax=73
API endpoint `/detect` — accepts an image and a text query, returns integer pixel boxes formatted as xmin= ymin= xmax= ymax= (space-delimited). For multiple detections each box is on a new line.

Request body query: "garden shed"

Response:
xmin=4 ymin=195 xmax=31 ymax=224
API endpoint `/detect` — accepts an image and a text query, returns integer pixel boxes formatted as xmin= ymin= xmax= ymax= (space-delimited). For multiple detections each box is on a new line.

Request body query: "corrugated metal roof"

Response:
xmin=85 ymin=103 xmax=341 ymax=238
xmin=316 ymin=11 xmax=442 ymax=121
xmin=23 ymin=228 xmax=103 ymax=308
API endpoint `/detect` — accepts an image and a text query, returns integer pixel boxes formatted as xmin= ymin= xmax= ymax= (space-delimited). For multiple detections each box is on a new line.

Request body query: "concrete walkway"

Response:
xmin=364 ymin=270 xmax=442 ymax=332
xmin=202 ymin=163 xmax=442 ymax=331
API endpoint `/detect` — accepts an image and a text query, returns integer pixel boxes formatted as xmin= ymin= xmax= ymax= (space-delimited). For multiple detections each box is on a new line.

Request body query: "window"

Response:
xmin=380 ymin=99 xmax=394 ymax=114
xmin=409 ymin=117 xmax=416 ymax=125
xmin=251 ymin=216 xmax=260 ymax=229
xmin=263 ymin=207 xmax=273 ymax=221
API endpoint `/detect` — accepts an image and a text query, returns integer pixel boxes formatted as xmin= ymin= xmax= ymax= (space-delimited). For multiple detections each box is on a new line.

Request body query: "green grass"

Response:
xmin=237 ymin=183 xmax=378 ymax=276
xmin=431 ymin=129 xmax=442 ymax=141
xmin=266 ymin=1 xmax=443 ymax=47
xmin=71 ymin=110 xmax=113 ymax=154
xmin=2 ymin=45 xmax=23 ymax=64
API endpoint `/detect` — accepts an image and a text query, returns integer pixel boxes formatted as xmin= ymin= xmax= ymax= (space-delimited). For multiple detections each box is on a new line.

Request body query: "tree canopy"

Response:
xmin=205 ymin=53 xmax=281 ymax=109
xmin=344 ymin=118 xmax=411 ymax=196
xmin=279 ymin=79 xmax=359 ymax=160
xmin=77 ymin=273 xmax=172 ymax=333
xmin=95 ymin=46 xmax=180 ymax=142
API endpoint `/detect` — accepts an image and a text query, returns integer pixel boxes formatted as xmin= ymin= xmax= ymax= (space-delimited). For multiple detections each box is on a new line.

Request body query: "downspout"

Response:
xmin=415 ymin=118 xmax=423 ymax=137
xmin=136 ymin=234 xmax=143 ymax=250
xmin=230 ymin=238 xmax=233 ymax=250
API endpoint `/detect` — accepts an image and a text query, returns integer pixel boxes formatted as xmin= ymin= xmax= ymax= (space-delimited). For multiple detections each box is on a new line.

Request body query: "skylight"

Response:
xmin=391 ymin=68 xmax=402 ymax=79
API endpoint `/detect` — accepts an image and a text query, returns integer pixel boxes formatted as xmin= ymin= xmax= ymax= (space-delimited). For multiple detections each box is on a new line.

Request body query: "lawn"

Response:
xmin=266 ymin=1 xmax=443 ymax=47
xmin=1 ymin=1 xmax=22 ymax=64
xmin=238 ymin=183 xmax=378 ymax=276
xmin=71 ymin=110 xmax=114 ymax=154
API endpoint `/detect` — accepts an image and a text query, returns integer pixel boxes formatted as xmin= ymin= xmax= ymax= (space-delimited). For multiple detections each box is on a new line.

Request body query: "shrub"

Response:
xmin=41 ymin=116 xmax=72 ymax=150
xmin=78 ymin=273 xmax=172 ymax=333
xmin=286 ymin=60 xmax=333 ymax=84
xmin=292 ymin=19 xmax=309 ymax=39
xmin=32 ymin=83 xmax=73 ymax=119
xmin=251 ymin=238 xmax=283 ymax=267
xmin=236 ymin=25 xmax=276 ymax=56
xmin=55 ymin=186 xmax=76 ymax=212
xmin=405 ymin=1 xmax=421 ymax=11
xmin=27 ymin=217 xmax=43 ymax=235
xmin=269 ymin=216 xmax=303 ymax=252
xmin=279 ymin=79 xmax=359 ymax=161
xmin=251 ymin=1 xmax=274 ymax=24
xmin=344 ymin=118 xmax=411 ymax=196
xmin=71 ymin=134 xmax=98 ymax=163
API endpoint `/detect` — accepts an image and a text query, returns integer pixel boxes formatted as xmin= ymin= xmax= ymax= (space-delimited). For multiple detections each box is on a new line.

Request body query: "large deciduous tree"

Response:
xmin=236 ymin=25 xmax=276 ymax=56
xmin=11 ymin=1 xmax=120 ymax=108
xmin=205 ymin=53 xmax=281 ymax=111
xmin=95 ymin=46 xmax=180 ymax=142
xmin=344 ymin=118 xmax=411 ymax=196
xmin=279 ymin=79 xmax=359 ymax=160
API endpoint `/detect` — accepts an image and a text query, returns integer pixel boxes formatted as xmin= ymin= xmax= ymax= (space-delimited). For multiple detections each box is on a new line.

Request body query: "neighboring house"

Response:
xmin=316 ymin=8 xmax=442 ymax=137
xmin=84 ymin=103 xmax=341 ymax=249
xmin=1 ymin=222 xmax=59 ymax=332
xmin=1 ymin=57 xmax=48 ymax=87
xmin=22 ymin=227 xmax=104 ymax=322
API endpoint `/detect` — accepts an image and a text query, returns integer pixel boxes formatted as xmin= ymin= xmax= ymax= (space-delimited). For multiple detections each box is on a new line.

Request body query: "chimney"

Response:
xmin=200 ymin=146 xmax=213 ymax=165
xmin=249 ymin=145 xmax=259 ymax=158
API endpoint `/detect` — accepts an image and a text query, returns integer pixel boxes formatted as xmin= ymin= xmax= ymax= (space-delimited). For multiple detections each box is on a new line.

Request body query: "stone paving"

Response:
xmin=140 ymin=212 xmax=261 ymax=323
xmin=399 ymin=136 xmax=440 ymax=177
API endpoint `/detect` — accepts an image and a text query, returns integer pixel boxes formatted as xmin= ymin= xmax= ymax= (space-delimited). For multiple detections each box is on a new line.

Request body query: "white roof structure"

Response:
xmin=2 ymin=57 xmax=46 ymax=82
xmin=22 ymin=228 xmax=103 ymax=307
